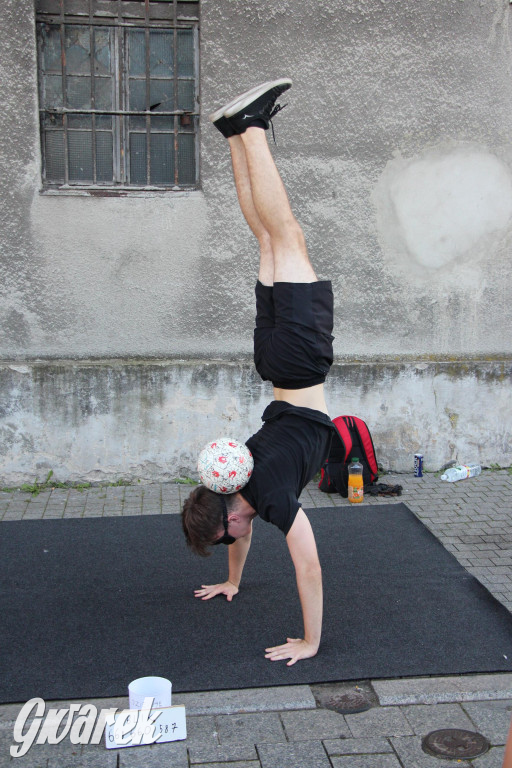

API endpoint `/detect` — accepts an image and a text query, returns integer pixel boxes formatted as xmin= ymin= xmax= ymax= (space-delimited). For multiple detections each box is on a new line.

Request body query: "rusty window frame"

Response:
xmin=36 ymin=0 xmax=200 ymax=192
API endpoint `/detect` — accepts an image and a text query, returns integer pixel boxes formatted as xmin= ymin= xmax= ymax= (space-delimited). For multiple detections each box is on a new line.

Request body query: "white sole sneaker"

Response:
xmin=209 ymin=83 xmax=267 ymax=124
xmin=209 ymin=78 xmax=292 ymax=123
xmin=223 ymin=78 xmax=292 ymax=119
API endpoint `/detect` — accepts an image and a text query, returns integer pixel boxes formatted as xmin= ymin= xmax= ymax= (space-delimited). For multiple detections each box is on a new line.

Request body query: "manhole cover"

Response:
xmin=326 ymin=690 xmax=372 ymax=714
xmin=422 ymin=729 xmax=490 ymax=760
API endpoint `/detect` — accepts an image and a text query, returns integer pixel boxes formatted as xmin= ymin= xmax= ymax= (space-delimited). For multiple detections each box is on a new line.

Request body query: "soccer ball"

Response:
xmin=197 ymin=437 xmax=254 ymax=494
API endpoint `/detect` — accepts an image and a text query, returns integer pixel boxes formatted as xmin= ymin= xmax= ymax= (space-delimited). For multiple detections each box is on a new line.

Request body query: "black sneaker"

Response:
xmin=209 ymin=82 xmax=267 ymax=138
xmin=224 ymin=78 xmax=292 ymax=135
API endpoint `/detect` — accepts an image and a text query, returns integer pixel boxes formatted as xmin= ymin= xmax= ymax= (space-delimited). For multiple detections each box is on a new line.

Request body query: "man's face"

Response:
xmin=213 ymin=499 xmax=236 ymax=546
xmin=212 ymin=498 xmax=253 ymax=545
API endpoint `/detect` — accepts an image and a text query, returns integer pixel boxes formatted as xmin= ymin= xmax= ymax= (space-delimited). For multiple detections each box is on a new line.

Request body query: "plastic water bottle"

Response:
xmin=440 ymin=464 xmax=482 ymax=483
xmin=348 ymin=457 xmax=364 ymax=503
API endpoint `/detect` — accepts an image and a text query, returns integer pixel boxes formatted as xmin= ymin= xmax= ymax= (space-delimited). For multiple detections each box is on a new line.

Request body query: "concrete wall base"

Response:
xmin=1 ymin=359 xmax=510 ymax=485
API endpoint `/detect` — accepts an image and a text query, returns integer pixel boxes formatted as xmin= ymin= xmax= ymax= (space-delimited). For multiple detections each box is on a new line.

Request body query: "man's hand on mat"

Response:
xmin=264 ymin=638 xmax=318 ymax=666
xmin=194 ymin=581 xmax=239 ymax=602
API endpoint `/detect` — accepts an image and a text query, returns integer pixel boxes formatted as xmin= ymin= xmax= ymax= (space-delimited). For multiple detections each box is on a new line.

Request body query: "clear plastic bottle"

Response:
xmin=440 ymin=464 xmax=482 ymax=483
xmin=348 ymin=457 xmax=364 ymax=503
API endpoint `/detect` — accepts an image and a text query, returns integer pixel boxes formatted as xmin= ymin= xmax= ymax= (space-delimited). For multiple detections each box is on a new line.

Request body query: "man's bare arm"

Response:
xmin=194 ymin=522 xmax=253 ymax=601
xmin=228 ymin=521 xmax=253 ymax=587
xmin=265 ymin=508 xmax=323 ymax=665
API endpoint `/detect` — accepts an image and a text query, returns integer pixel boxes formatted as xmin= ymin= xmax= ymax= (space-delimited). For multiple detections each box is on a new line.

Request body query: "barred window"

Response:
xmin=36 ymin=0 xmax=200 ymax=191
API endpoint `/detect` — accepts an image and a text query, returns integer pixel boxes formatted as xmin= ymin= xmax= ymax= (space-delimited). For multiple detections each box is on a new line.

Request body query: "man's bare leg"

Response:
xmin=228 ymin=135 xmax=274 ymax=287
xmin=239 ymin=127 xmax=317 ymax=284
xmin=239 ymin=127 xmax=328 ymax=414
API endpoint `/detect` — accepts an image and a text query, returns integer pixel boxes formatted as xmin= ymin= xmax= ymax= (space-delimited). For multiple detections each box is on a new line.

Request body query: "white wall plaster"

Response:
xmin=373 ymin=146 xmax=512 ymax=281
xmin=391 ymin=148 xmax=512 ymax=269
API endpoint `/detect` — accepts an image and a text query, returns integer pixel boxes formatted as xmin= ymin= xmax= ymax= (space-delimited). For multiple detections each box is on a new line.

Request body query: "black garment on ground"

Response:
xmin=253 ymin=280 xmax=334 ymax=389
xmin=241 ymin=401 xmax=334 ymax=535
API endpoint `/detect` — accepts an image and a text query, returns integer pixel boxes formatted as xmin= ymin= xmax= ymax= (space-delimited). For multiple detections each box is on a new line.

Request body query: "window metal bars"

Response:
xmin=113 ymin=22 xmax=122 ymax=182
xmin=36 ymin=0 xmax=199 ymax=189
xmin=43 ymin=109 xmax=189 ymax=114
xmin=173 ymin=23 xmax=178 ymax=186
xmin=145 ymin=25 xmax=151 ymax=184
xmin=36 ymin=0 xmax=199 ymax=25
xmin=58 ymin=22 xmax=70 ymax=183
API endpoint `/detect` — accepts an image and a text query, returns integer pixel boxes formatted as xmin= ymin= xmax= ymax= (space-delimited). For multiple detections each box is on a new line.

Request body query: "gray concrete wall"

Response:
xmin=0 ymin=0 xmax=511 ymax=482
xmin=202 ymin=0 xmax=512 ymax=360
xmin=2 ymin=360 xmax=510 ymax=485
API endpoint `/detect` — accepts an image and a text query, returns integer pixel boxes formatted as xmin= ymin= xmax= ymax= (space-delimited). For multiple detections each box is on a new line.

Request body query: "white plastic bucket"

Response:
xmin=128 ymin=676 xmax=172 ymax=709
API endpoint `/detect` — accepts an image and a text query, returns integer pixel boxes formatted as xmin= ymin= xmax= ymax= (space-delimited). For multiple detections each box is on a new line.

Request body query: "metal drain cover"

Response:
xmin=422 ymin=729 xmax=490 ymax=760
xmin=326 ymin=690 xmax=372 ymax=714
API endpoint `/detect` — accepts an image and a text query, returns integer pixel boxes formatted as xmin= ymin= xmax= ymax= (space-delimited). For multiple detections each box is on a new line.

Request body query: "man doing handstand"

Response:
xmin=181 ymin=79 xmax=335 ymax=666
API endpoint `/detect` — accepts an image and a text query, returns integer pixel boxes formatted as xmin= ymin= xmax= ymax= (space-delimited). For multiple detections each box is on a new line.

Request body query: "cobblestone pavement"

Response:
xmin=1 ymin=470 xmax=511 ymax=767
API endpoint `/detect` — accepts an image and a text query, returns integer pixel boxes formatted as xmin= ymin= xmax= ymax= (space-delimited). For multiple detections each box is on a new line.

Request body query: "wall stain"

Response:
xmin=445 ymin=409 xmax=460 ymax=430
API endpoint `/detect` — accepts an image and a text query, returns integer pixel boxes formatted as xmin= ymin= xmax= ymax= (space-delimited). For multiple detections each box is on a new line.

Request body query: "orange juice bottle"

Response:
xmin=348 ymin=458 xmax=364 ymax=503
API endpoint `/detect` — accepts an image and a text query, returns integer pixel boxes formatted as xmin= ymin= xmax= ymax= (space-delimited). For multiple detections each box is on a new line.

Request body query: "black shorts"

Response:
xmin=253 ymin=280 xmax=334 ymax=389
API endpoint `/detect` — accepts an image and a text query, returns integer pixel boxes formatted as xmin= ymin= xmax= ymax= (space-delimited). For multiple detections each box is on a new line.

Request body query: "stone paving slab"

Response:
xmin=184 ymin=715 xmax=218 ymax=747
xmin=322 ymin=737 xmax=394 ymax=755
xmin=118 ymin=741 xmax=188 ymax=767
xmin=5 ymin=740 xmax=86 ymax=768
xmin=0 ymin=698 xmax=128 ymax=730
xmin=461 ymin=699 xmax=512 ymax=744
xmin=188 ymin=744 xmax=258 ymax=764
xmin=400 ymin=702 xmax=476 ymax=734
xmin=472 ymin=746 xmax=506 ymax=767
xmin=66 ymin=748 xmax=119 ymax=768
xmin=0 ymin=705 xmax=25 ymax=729
xmin=344 ymin=706 xmax=413 ymax=738
xmin=279 ymin=709 xmax=350 ymax=741
xmin=373 ymin=674 xmax=512 ymax=705
xmin=215 ymin=712 xmax=286 ymax=746
xmin=257 ymin=740 xmax=330 ymax=768
xmin=10 ymin=754 xmax=51 ymax=768
xmin=329 ymin=754 xmax=402 ymax=768
xmin=193 ymin=763 xmax=258 ymax=768
xmin=173 ymin=685 xmax=316 ymax=716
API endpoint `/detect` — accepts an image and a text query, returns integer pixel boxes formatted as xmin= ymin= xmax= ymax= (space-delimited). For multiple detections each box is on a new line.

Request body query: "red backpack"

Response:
xmin=319 ymin=415 xmax=379 ymax=497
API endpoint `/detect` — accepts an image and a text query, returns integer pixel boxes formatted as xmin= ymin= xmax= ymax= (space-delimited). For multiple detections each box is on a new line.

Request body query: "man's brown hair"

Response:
xmin=181 ymin=485 xmax=224 ymax=557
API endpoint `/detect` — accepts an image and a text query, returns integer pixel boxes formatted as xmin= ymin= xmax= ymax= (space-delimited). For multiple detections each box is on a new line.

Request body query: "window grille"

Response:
xmin=36 ymin=0 xmax=200 ymax=190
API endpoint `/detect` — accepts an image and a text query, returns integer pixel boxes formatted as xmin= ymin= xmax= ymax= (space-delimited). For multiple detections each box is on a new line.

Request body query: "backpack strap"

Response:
xmin=331 ymin=416 xmax=352 ymax=462
xmin=350 ymin=416 xmax=379 ymax=480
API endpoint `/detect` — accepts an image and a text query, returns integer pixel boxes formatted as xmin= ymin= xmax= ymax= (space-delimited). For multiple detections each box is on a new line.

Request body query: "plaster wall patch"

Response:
xmin=373 ymin=146 xmax=512 ymax=283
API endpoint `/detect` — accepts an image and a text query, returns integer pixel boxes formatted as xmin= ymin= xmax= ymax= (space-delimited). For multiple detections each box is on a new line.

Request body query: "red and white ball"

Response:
xmin=197 ymin=437 xmax=254 ymax=494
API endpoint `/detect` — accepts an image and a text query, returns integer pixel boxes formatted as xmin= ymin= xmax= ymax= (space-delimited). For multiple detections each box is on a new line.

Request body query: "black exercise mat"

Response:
xmin=1 ymin=504 xmax=512 ymax=703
